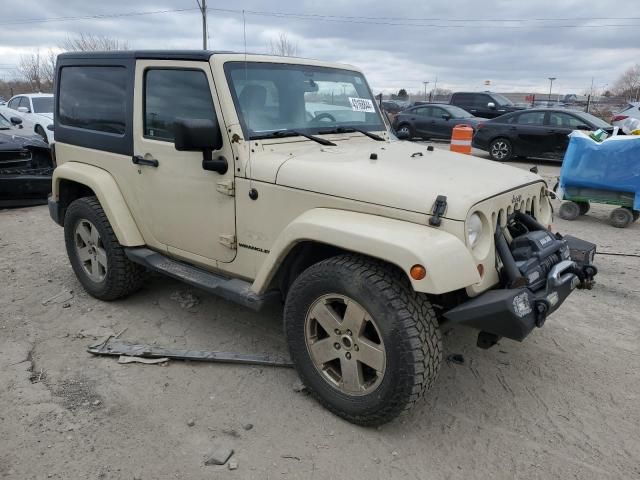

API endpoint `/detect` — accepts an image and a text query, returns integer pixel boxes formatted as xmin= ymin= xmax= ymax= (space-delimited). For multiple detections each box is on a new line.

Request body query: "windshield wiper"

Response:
xmin=319 ymin=126 xmax=385 ymax=141
xmin=256 ymin=130 xmax=336 ymax=146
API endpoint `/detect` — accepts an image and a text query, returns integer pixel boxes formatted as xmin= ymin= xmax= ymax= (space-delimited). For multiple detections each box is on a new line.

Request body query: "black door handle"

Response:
xmin=132 ymin=155 xmax=159 ymax=167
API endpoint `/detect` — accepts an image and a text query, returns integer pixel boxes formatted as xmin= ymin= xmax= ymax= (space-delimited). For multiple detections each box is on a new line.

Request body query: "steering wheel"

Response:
xmin=310 ymin=112 xmax=336 ymax=124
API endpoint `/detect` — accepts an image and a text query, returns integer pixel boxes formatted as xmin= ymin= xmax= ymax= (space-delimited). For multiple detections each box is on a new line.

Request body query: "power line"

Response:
xmin=0 ymin=6 xmax=639 ymax=29
xmin=0 ymin=7 xmax=199 ymax=26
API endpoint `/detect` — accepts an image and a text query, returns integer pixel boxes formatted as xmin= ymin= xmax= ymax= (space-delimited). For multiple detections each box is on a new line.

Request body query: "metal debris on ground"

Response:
xmin=204 ymin=446 xmax=234 ymax=466
xmin=292 ymin=380 xmax=307 ymax=393
xmin=42 ymin=289 xmax=73 ymax=306
xmin=447 ymin=353 xmax=465 ymax=365
xmin=88 ymin=337 xmax=293 ymax=367
xmin=117 ymin=355 xmax=169 ymax=365
xmin=228 ymin=460 xmax=238 ymax=470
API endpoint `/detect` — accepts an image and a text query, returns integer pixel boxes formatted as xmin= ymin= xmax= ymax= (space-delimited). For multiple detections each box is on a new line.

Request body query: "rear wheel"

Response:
xmin=284 ymin=255 xmax=442 ymax=426
xmin=489 ymin=138 xmax=513 ymax=161
xmin=64 ymin=196 xmax=146 ymax=300
xmin=610 ymin=208 xmax=634 ymax=228
xmin=576 ymin=202 xmax=590 ymax=215
xmin=559 ymin=201 xmax=581 ymax=220
xmin=395 ymin=124 xmax=414 ymax=140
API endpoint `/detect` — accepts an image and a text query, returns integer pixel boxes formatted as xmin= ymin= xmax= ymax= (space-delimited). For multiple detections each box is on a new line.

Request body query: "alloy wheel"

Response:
xmin=74 ymin=219 xmax=107 ymax=282
xmin=490 ymin=140 xmax=510 ymax=160
xmin=304 ymin=294 xmax=386 ymax=396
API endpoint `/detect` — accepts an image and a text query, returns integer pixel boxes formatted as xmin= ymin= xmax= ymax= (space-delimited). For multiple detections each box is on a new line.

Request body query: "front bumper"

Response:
xmin=444 ymin=259 xmax=582 ymax=341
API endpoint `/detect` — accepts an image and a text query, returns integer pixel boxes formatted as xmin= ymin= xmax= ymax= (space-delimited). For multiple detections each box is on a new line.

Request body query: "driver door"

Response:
xmin=131 ymin=60 xmax=236 ymax=264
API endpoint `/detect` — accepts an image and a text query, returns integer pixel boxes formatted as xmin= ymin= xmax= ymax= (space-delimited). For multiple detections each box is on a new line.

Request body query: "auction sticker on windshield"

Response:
xmin=349 ymin=97 xmax=376 ymax=113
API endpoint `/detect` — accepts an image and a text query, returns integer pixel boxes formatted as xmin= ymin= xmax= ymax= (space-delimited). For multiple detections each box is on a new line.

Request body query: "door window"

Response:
xmin=413 ymin=106 xmax=432 ymax=117
xmin=547 ymin=112 xmax=586 ymax=128
xmin=473 ymin=94 xmax=492 ymax=108
xmin=430 ymin=106 xmax=447 ymax=118
xmin=144 ymin=69 xmax=217 ymax=142
xmin=515 ymin=111 xmax=545 ymax=125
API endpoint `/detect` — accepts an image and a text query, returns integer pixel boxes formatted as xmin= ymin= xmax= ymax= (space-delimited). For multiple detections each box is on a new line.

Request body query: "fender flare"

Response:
xmin=52 ymin=162 xmax=144 ymax=246
xmin=252 ymin=208 xmax=481 ymax=295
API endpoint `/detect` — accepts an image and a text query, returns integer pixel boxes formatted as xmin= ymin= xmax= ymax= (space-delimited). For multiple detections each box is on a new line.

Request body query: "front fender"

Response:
xmin=52 ymin=162 xmax=144 ymax=246
xmin=252 ymin=208 xmax=481 ymax=295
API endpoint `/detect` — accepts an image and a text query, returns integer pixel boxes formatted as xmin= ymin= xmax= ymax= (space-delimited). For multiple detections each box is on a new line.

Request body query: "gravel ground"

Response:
xmin=1 ymin=156 xmax=639 ymax=479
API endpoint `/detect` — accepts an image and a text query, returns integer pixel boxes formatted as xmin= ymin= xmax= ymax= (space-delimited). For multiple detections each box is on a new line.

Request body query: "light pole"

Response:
xmin=423 ymin=81 xmax=429 ymax=101
xmin=547 ymin=77 xmax=556 ymax=102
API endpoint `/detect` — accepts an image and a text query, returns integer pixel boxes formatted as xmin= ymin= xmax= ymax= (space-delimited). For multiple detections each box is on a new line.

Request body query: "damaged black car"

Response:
xmin=0 ymin=116 xmax=54 ymax=208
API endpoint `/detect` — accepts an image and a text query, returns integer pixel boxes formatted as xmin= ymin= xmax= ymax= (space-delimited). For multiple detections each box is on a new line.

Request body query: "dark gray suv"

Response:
xmin=450 ymin=91 xmax=525 ymax=119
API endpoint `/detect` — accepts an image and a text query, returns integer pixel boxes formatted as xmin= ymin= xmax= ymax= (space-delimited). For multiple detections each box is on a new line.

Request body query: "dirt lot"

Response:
xmin=1 ymin=160 xmax=639 ymax=480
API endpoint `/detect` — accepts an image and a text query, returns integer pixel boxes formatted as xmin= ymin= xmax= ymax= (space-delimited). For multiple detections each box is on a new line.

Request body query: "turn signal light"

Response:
xmin=410 ymin=264 xmax=427 ymax=280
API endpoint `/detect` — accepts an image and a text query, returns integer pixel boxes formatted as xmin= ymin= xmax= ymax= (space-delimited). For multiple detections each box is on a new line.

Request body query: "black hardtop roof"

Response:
xmin=57 ymin=50 xmax=235 ymax=61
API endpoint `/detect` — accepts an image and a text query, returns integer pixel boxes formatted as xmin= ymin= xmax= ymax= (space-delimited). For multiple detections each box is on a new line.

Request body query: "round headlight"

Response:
xmin=467 ymin=212 xmax=483 ymax=248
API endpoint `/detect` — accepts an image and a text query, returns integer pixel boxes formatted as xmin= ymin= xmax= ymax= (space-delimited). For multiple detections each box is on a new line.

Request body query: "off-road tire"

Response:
xmin=284 ymin=254 xmax=442 ymax=426
xmin=609 ymin=207 xmax=634 ymax=228
xmin=559 ymin=201 xmax=581 ymax=220
xmin=576 ymin=201 xmax=590 ymax=215
xmin=64 ymin=196 xmax=146 ymax=300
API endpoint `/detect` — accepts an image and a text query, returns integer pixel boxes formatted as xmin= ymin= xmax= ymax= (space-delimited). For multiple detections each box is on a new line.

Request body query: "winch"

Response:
xmin=510 ymin=230 xmax=571 ymax=291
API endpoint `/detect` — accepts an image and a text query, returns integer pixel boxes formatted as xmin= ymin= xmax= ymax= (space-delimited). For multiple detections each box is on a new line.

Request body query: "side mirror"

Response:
xmin=17 ymin=106 xmax=30 ymax=113
xmin=10 ymin=116 xmax=22 ymax=126
xmin=487 ymin=102 xmax=496 ymax=109
xmin=442 ymin=114 xmax=451 ymax=121
xmin=174 ymin=118 xmax=227 ymax=174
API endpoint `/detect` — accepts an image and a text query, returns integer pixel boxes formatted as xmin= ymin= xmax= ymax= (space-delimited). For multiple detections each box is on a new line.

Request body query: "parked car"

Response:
xmin=0 ymin=117 xmax=54 ymax=207
xmin=611 ymin=102 xmax=640 ymax=127
xmin=450 ymin=91 xmax=525 ymax=119
xmin=392 ymin=104 xmax=486 ymax=140
xmin=380 ymin=101 xmax=404 ymax=115
xmin=472 ymin=108 xmax=611 ymax=161
xmin=6 ymin=93 xmax=54 ymax=143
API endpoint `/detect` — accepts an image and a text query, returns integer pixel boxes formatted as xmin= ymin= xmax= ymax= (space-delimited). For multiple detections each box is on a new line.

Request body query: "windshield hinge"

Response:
xmin=429 ymin=195 xmax=448 ymax=227
xmin=216 ymin=180 xmax=235 ymax=196
xmin=219 ymin=234 xmax=237 ymax=249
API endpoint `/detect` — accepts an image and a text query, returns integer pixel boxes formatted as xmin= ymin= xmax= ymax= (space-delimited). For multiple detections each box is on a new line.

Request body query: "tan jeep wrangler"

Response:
xmin=49 ymin=50 xmax=596 ymax=425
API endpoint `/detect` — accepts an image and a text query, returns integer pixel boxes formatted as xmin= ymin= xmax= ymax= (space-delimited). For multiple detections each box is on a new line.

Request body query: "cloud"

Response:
xmin=1 ymin=0 xmax=638 ymax=94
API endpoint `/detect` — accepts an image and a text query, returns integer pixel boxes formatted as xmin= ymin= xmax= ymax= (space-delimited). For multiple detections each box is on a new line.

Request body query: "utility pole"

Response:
xmin=432 ymin=75 xmax=438 ymax=100
xmin=423 ymin=81 xmax=429 ymax=101
xmin=548 ymin=77 xmax=556 ymax=102
xmin=197 ymin=0 xmax=207 ymax=49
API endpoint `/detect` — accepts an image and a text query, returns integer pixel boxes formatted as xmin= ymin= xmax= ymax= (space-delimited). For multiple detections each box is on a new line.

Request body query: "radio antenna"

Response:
xmin=242 ymin=9 xmax=254 ymax=191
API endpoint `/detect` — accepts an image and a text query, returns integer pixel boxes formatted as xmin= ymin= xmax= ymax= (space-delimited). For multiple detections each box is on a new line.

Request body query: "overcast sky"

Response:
xmin=1 ymin=0 xmax=639 ymax=95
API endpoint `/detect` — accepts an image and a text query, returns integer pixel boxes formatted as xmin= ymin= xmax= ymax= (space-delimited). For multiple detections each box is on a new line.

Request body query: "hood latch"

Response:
xmin=429 ymin=195 xmax=448 ymax=227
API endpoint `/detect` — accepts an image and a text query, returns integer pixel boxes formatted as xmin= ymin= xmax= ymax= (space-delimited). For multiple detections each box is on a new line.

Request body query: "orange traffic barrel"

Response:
xmin=450 ymin=124 xmax=473 ymax=155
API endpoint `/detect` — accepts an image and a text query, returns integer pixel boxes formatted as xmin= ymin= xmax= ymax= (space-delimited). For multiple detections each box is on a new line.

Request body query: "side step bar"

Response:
xmin=125 ymin=247 xmax=278 ymax=311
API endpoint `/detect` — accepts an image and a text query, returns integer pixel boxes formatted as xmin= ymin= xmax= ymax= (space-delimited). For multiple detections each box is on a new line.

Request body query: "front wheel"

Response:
xmin=284 ymin=255 xmax=442 ymax=426
xmin=489 ymin=138 xmax=513 ymax=161
xmin=64 ymin=196 xmax=146 ymax=300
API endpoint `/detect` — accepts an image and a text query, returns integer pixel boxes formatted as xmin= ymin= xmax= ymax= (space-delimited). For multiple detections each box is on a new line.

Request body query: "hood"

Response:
xmin=0 ymin=131 xmax=49 ymax=151
xmin=274 ymin=139 xmax=542 ymax=220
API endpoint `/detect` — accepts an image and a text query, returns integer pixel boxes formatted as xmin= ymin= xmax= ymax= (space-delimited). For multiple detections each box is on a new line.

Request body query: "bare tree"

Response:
xmin=18 ymin=50 xmax=44 ymax=92
xmin=60 ymin=33 xmax=129 ymax=52
xmin=41 ymin=50 xmax=58 ymax=86
xmin=613 ymin=64 xmax=640 ymax=100
xmin=268 ymin=32 xmax=298 ymax=57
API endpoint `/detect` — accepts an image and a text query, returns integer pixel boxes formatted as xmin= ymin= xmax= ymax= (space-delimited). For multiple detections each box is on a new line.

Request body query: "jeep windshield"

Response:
xmin=225 ymin=62 xmax=385 ymax=140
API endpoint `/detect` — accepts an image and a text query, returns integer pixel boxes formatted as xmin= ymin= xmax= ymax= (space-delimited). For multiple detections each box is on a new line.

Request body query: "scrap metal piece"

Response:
xmin=118 ymin=355 xmax=169 ymax=365
xmin=88 ymin=337 xmax=293 ymax=367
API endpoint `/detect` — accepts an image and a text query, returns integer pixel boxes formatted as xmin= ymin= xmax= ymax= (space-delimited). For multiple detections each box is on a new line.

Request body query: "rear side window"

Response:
xmin=515 ymin=111 xmax=545 ymax=125
xmin=58 ymin=66 xmax=127 ymax=135
xmin=452 ymin=93 xmax=472 ymax=105
xmin=7 ymin=97 xmax=19 ymax=109
xmin=144 ymin=69 xmax=217 ymax=142
xmin=18 ymin=97 xmax=31 ymax=111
